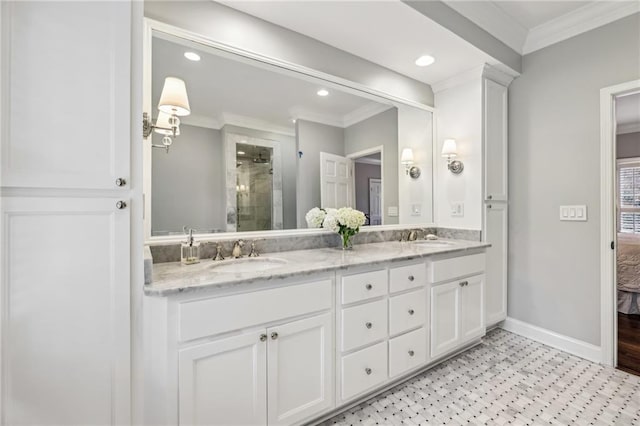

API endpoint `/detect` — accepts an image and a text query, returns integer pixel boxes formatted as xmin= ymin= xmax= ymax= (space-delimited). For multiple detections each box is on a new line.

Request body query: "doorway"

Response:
xmin=348 ymin=147 xmax=384 ymax=226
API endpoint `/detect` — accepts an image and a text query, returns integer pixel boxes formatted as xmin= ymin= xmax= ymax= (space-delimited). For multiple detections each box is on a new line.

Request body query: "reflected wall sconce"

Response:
xmin=401 ymin=148 xmax=421 ymax=179
xmin=442 ymin=139 xmax=464 ymax=174
xmin=142 ymin=77 xmax=191 ymax=153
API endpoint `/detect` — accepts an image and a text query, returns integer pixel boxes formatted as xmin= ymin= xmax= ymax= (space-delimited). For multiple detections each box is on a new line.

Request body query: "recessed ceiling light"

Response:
xmin=237 ymin=151 xmax=245 ymax=155
xmin=184 ymin=52 xmax=201 ymax=61
xmin=291 ymin=118 xmax=297 ymax=123
xmin=415 ymin=55 xmax=435 ymax=67
xmin=317 ymin=89 xmax=329 ymax=97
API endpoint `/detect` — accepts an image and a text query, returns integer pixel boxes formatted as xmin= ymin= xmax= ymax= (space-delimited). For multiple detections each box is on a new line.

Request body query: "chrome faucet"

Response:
xmin=407 ymin=230 xmax=419 ymax=241
xmin=248 ymin=239 xmax=265 ymax=257
xmin=213 ymin=243 xmax=225 ymax=261
xmin=232 ymin=240 xmax=245 ymax=258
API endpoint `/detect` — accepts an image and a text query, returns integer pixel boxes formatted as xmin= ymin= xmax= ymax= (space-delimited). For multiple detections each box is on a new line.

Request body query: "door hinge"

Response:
xmin=611 ymin=241 xmax=615 ymax=250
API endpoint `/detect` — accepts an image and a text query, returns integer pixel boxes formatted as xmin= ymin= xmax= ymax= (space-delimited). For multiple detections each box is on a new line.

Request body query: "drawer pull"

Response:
xmin=365 ymin=368 xmax=372 ymax=375
xmin=365 ymin=322 xmax=373 ymax=329
xmin=259 ymin=334 xmax=267 ymax=342
xmin=459 ymin=281 xmax=468 ymax=287
xmin=408 ymin=350 xmax=415 ymax=357
xmin=408 ymin=275 xmax=415 ymax=281
xmin=365 ymin=284 xmax=373 ymax=290
xmin=408 ymin=308 xmax=415 ymax=315
xmin=271 ymin=332 xmax=278 ymax=340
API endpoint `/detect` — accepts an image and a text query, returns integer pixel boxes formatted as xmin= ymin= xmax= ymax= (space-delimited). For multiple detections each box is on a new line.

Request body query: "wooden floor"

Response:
xmin=618 ymin=312 xmax=640 ymax=376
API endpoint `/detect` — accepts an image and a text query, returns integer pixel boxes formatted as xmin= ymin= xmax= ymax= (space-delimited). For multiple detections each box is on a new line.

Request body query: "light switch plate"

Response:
xmin=388 ymin=206 xmax=399 ymax=217
xmin=451 ymin=202 xmax=464 ymax=217
xmin=411 ymin=204 xmax=422 ymax=216
xmin=560 ymin=205 xmax=587 ymax=221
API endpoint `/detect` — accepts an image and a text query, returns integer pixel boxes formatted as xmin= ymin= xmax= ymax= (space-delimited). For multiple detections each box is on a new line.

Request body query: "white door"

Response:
xmin=320 ymin=152 xmax=354 ymax=209
xmin=267 ymin=313 xmax=333 ymax=426
xmin=1 ymin=1 xmax=131 ymax=189
xmin=369 ymin=178 xmax=382 ymax=225
xmin=179 ymin=331 xmax=267 ymax=426
xmin=430 ymin=281 xmax=461 ymax=359
xmin=1 ymin=197 xmax=131 ymax=425
xmin=484 ymin=203 xmax=508 ymax=326
xmin=483 ymin=78 xmax=508 ymax=202
xmin=460 ymin=275 xmax=485 ymax=342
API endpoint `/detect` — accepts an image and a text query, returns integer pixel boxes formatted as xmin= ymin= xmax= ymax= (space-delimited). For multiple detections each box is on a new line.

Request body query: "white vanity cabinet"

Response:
xmin=429 ymin=254 xmax=486 ymax=359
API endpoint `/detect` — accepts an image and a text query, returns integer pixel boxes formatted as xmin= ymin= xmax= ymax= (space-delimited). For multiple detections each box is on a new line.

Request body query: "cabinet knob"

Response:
xmin=408 ymin=350 xmax=415 ymax=357
xmin=365 ymin=322 xmax=372 ymax=329
xmin=115 ymin=178 xmax=127 ymax=187
xmin=408 ymin=309 xmax=415 ymax=315
xmin=365 ymin=284 xmax=373 ymax=290
xmin=271 ymin=332 xmax=278 ymax=340
xmin=259 ymin=334 xmax=267 ymax=342
xmin=116 ymin=201 xmax=127 ymax=210
xmin=408 ymin=275 xmax=415 ymax=282
xmin=487 ymin=204 xmax=492 ymax=209
xmin=365 ymin=368 xmax=372 ymax=375
xmin=487 ymin=195 xmax=493 ymax=200
xmin=459 ymin=281 xmax=468 ymax=287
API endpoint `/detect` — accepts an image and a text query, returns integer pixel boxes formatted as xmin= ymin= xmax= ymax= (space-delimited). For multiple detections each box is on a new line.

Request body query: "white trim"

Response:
xmin=431 ymin=65 xmax=485 ymax=94
xmin=221 ymin=113 xmax=295 ymax=137
xmin=600 ymin=79 xmax=640 ymax=367
xmin=617 ymin=122 xmax=640 ymax=135
xmin=347 ymin=146 xmax=384 ymax=226
xmin=523 ymin=1 xmax=640 ymax=55
xmin=354 ymin=157 xmax=381 ymax=166
xmin=343 ymin=103 xmax=394 ymax=128
xmin=502 ymin=318 xmax=602 ymax=363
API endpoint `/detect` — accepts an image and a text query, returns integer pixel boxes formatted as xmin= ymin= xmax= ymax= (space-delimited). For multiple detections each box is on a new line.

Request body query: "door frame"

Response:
xmin=599 ymin=79 xmax=640 ymax=366
xmin=347 ymin=146 xmax=384 ymax=225
xmin=368 ymin=178 xmax=382 ymax=225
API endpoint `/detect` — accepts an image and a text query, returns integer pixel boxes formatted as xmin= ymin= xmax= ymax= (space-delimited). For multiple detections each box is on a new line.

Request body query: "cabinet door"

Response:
xmin=1 ymin=197 xmax=130 ymax=425
xmin=483 ymin=78 xmax=508 ymax=201
xmin=267 ymin=313 xmax=333 ymax=426
xmin=179 ymin=331 xmax=267 ymax=426
xmin=430 ymin=281 xmax=460 ymax=358
xmin=1 ymin=1 xmax=131 ymax=189
xmin=460 ymin=275 xmax=485 ymax=342
xmin=484 ymin=203 xmax=508 ymax=326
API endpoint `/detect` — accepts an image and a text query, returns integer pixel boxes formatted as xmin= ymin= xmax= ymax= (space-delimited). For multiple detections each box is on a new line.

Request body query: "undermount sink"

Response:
xmin=209 ymin=257 xmax=288 ymax=273
xmin=413 ymin=240 xmax=456 ymax=247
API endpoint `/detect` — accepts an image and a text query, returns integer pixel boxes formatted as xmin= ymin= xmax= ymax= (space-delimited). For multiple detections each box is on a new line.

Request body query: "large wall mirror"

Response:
xmin=144 ymin=21 xmax=435 ymax=241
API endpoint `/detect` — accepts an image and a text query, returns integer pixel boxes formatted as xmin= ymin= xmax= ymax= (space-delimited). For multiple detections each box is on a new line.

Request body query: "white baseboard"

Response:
xmin=501 ymin=317 xmax=602 ymax=363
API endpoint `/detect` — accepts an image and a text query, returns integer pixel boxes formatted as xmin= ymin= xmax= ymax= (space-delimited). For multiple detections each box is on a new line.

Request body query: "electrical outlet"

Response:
xmin=411 ymin=204 xmax=422 ymax=216
xmin=450 ymin=202 xmax=464 ymax=217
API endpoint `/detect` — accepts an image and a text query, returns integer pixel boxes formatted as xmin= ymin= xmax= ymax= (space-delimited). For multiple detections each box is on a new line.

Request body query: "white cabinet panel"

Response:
xmin=460 ymin=275 xmax=485 ymax=341
xmin=389 ymin=262 xmax=426 ymax=293
xmin=341 ymin=341 xmax=387 ymax=401
xmin=389 ymin=328 xmax=427 ymax=378
xmin=483 ymin=78 xmax=508 ymax=201
xmin=2 ymin=1 xmax=131 ymax=189
xmin=484 ymin=203 xmax=508 ymax=326
xmin=267 ymin=313 xmax=333 ymax=425
xmin=341 ymin=269 xmax=387 ymax=304
xmin=341 ymin=299 xmax=388 ymax=351
xmin=389 ymin=288 xmax=426 ymax=336
xmin=430 ymin=281 xmax=460 ymax=358
xmin=429 ymin=253 xmax=485 ymax=284
xmin=1 ymin=197 xmax=130 ymax=425
xmin=179 ymin=331 xmax=267 ymax=426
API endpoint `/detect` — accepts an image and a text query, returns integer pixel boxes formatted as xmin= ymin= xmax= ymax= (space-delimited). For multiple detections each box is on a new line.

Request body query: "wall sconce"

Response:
xmin=143 ymin=77 xmax=191 ymax=153
xmin=401 ymin=148 xmax=421 ymax=179
xmin=442 ymin=139 xmax=464 ymax=174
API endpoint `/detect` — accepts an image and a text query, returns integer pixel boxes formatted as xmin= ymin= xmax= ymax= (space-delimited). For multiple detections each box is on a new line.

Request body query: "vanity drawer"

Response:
xmin=389 ymin=327 xmax=427 ymax=378
xmin=430 ymin=253 xmax=486 ymax=284
xmin=389 ymin=262 xmax=426 ymax=293
xmin=341 ymin=269 xmax=387 ymax=305
xmin=341 ymin=299 xmax=387 ymax=352
xmin=341 ymin=341 xmax=388 ymax=401
xmin=179 ymin=279 xmax=332 ymax=342
xmin=389 ymin=288 xmax=426 ymax=336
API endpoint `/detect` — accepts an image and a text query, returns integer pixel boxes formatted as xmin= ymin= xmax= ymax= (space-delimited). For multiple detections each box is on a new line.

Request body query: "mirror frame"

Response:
xmin=143 ymin=18 xmax=437 ymax=245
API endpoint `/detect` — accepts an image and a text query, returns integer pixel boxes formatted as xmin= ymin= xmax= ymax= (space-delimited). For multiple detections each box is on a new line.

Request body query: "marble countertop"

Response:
xmin=145 ymin=239 xmax=490 ymax=297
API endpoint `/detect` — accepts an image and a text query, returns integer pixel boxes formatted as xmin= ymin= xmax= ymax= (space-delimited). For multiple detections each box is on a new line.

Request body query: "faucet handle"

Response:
xmin=248 ymin=239 xmax=265 ymax=257
xmin=213 ymin=243 xmax=225 ymax=261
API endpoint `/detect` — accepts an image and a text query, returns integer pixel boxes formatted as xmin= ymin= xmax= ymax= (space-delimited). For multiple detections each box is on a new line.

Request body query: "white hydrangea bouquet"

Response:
xmin=306 ymin=207 xmax=366 ymax=249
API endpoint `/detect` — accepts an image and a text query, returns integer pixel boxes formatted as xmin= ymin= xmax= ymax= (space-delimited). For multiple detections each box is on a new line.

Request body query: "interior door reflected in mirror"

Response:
xmin=145 ymin=26 xmax=434 ymax=238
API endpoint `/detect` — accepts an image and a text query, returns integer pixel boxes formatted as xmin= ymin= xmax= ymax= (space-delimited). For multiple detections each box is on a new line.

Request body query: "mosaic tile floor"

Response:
xmin=321 ymin=329 xmax=640 ymax=425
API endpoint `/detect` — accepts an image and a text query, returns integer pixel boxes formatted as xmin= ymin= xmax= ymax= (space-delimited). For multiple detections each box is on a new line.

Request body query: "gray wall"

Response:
xmin=151 ymin=124 xmax=225 ymax=234
xmin=144 ymin=1 xmax=433 ymax=106
xmin=354 ymin=162 xmax=381 ymax=219
xmin=345 ymin=108 xmax=399 ymax=225
xmin=295 ymin=120 xmax=345 ymax=226
xmin=617 ymin=132 xmax=640 ymax=159
xmin=509 ymin=14 xmax=640 ymax=345
xmin=223 ymin=125 xmax=297 ymax=230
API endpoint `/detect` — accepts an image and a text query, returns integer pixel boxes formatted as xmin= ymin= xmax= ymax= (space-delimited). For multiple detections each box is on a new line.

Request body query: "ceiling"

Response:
xmin=218 ymin=0 xmax=502 ymax=86
xmin=492 ymin=1 xmax=590 ymax=29
xmin=152 ymin=34 xmax=392 ymax=133
xmin=616 ymin=92 xmax=640 ymax=134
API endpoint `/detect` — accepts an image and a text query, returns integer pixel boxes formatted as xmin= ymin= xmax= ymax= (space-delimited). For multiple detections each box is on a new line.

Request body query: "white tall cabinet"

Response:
xmin=482 ymin=69 xmax=512 ymax=327
xmin=0 ymin=2 xmax=133 ymax=424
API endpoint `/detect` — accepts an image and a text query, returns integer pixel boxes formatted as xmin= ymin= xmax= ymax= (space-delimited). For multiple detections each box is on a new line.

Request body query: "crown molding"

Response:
xmin=431 ymin=64 xmax=485 ymax=94
xmin=482 ymin=64 xmax=515 ymax=87
xmin=292 ymin=110 xmax=344 ymax=129
xmin=617 ymin=122 xmax=640 ymax=135
xmin=523 ymin=1 xmax=640 ymax=55
xmin=354 ymin=157 xmax=382 ymax=166
xmin=221 ymin=113 xmax=296 ymax=137
xmin=343 ymin=103 xmax=394 ymax=128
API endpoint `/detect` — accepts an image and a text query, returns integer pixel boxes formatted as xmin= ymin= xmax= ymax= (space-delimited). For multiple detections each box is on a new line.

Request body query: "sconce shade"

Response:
xmin=154 ymin=111 xmax=181 ymax=136
xmin=442 ymin=139 xmax=457 ymax=157
xmin=401 ymin=148 xmax=414 ymax=164
xmin=158 ymin=77 xmax=191 ymax=116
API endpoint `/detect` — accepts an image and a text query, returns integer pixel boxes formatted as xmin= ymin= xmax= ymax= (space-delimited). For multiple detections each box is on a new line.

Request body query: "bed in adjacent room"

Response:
xmin=618 ymin=232 xmax=640 ymax=314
